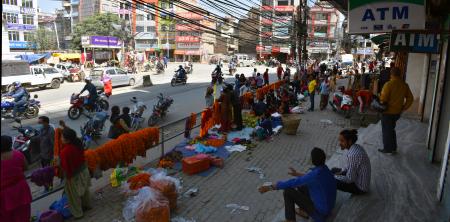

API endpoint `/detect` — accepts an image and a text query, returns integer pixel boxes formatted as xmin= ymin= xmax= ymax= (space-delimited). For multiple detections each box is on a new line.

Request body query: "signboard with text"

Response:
xmin=175 ymin=36 xmax=200 ymax=43
xmin=348 ymin=0 xmax=425 ymax=33
xmin=7 ymin=23 xmax=35 ymax=31
xmin=389 ymin=31 xmax=441 ymax=53
xmin=177 ymin=42 xmax=201 ymax=49
xmin=81 ymin=36 xmax=122 ymax=48
xmin=274 ymin=5 xmax=294 ymax=12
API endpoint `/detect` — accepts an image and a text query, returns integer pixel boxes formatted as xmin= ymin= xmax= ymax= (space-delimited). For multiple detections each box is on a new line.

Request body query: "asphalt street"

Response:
xmin=1 ymin=63 xmax=281 ymax=137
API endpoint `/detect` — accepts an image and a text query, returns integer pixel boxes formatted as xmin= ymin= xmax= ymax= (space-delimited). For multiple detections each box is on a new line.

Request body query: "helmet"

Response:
xmin=84 ymin=76 xmax=92 ymax=81
xmin=179 ymin=65 xmax=183 ymax=68
xmin=12 ymin=81 xmax=21 ymax=88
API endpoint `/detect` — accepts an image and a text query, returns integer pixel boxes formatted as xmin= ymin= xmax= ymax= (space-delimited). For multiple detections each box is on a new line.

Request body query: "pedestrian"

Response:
xmin=277 ymin=64 xmax=284 ymax=81
xmin=319 ymin=78 xmax=330 ymax=111
xmin=239 ymin=73 xmax=247 ymax=86
xmin=230 ymin=85 xmax=243 ymax=130
xmin=59 ymin=127 xmax=92 ymax=219
xmin=283 ymin=67 xmax=291 ymax=82
xmin=1 ymin=135 xmax=32 ymax=222
xmin=240 ymin=82 xmax=250 ymax=97
xmin=307 ymin=76 xmax=317 ymax=112
xmin=263 ymin=68 xmax=269 ymax=85
xmin=332 ymin=129 xmax=371 ymax=195
xmin=378 ymin=67 xmax=414 ymax=155
xmin=369 ymin=61 xmax=374 ymax=73
xmin=329 ymin=75 xmax=337 ymax=93
xmin=120 ymin=107 xmax=132 ymax=129
xmin=234 ymin=74 xmax=241 ymax=95
xmin=163 ymin=56 xmax=168 ymax=68
xmin=256 ymin=73 xmax=264 ymax=88
xmin=253 ymin=98 xmax=267 ymax=116
xmin=218 ymin=87 xmax=232 ymax=132
xmin=258 ymin=147 xmax=336 ymax=222
xmin=378 ymin=62 xmax=394 ymax=93
xmin=108 ymin=106 xmax=132 ymax=139
xmin=252 ymin=68 xmax=257 ymax=78
xmin=101 ymin=71 xmax=112 ymax=97
xmin=36 ymin=116 xmax=55 ymax=191
xmin=205 ymin=87 xmax=214 ymax=107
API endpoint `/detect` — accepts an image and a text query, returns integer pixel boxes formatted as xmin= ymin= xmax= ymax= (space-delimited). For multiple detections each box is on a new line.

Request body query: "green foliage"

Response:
xmin=28 ymin=28 xmax=58 ymax=52
xmin=71 ymin=13 xmax=129 ymax=49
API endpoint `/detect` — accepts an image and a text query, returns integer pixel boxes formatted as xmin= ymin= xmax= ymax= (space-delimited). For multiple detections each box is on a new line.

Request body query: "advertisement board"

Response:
xmin=389 ymin=31 xmax=441 ymax=53
xmin=348 ymin=0 xmax=425 ymax=33
xmin=274 ymin=5 xmax=294 ymax=12
xmin=82 ymin=36 xmax=122 ymax=48
xmin=9 ymin=41 xmax=33 ymax=49
xmin=7 ymin=24 xmax=36 ymax=31
xmin=175 ymin=36 xmax=200 ymax=43
xmin=177 ymin=42 xmax=201 ymax=49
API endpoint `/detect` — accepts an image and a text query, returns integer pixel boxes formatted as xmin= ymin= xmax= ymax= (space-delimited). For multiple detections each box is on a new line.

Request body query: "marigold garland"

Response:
xmin=84 ymin=127 xmax=160 ymax=172
xmin=127 ymin=172 xmax=151 ymax=190
xmin=53 ymin=128 xmax=63 ymax=177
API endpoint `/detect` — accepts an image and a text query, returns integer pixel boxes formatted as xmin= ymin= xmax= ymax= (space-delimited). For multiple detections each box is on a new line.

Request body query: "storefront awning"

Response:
xmin=52 ymin=53 xmax=81 ymax=60
xmin=371 ymin=34 xmax=390 ymax=45
xmin=17 ymin=53 xmax=51 ymax=64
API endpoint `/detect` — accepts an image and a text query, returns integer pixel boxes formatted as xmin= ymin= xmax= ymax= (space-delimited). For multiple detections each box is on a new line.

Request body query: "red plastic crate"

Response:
xmin=182 ymin=155 xmax=211 ymax=175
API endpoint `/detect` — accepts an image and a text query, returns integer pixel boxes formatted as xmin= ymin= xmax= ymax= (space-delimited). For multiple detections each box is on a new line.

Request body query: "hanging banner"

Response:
xmin=389 ymin=30 xmax=441 ymax=53
xmin=348 ymin=0 xmax=425 ymax=34
xmin=175 ymin=36 xmax=200 ymax=43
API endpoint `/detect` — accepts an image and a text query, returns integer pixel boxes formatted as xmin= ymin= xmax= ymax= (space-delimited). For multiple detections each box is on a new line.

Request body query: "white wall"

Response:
xmin=405 ymin=53 xmax=429 ymax=117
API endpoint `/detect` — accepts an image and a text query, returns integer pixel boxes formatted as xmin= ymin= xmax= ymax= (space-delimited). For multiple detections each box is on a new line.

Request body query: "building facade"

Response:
xmin=237 ymin=7 xmax=259 ymax=55
xmin=214 ymin=18 xmax=238 ymax=56
xmin=2 ymin=0 xmax=38 ymax=52
xmin=307 ymin=2 xmax=340 ymax=59
xmin=132 ymin=0 xmax=158 ymax=56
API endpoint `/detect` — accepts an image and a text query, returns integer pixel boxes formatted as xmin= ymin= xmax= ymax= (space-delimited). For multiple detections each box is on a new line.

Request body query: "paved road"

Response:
xmin=1 ymin=63 xmax=282 ymax=137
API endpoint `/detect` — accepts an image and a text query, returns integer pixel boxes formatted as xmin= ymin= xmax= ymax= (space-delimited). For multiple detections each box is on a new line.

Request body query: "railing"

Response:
xmin=30 ymin=112 xmax=203 ymax=202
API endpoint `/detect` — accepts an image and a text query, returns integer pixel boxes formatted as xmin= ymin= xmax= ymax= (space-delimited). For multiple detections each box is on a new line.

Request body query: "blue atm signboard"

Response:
xmin=389 ymin=31 xmax=442 ymax=53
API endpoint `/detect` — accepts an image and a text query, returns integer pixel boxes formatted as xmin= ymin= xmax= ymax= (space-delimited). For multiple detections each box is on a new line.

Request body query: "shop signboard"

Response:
xmin=9 ymin=41 xmax=34 ymax=49
xmin=135 ymin=43 xmax=159 ymax=50
xmin=178 ymin=12 xmax=203 ymax=20
xmin=20 ymin=7 xmax=36 ymax=14
xmin=90 ymin=36 xmax=122 ymax=48
xmin=175 ymin=36 xmax=200 ymax=43
xmin=256 ymin=45 xmax=264 ymax=51
xmin=313 ymin=32 xmax=327 ymax=38
xmin=2 ymin=4 xmax=20 ymax=13
xmin=389 ymin=30 xmax=441 ymax=53
xmin=272 ymin=46 xmax=280 ymax=53
xmin=348 ymin=0 xmax=425 ymax=33
xmin=280 ymin=47 xmax=290 ymax=53
xmin=177 ymin=42 xmax=201 ymax=49
xmin=176 ymin=24 xmax=200 ymax=31
xmin=261 ymin=5 xmax=273 ymax=11
xmin=7 ymin=23 xmax=36 ymax=31
xmin=81 ymin=36 xmax=90 ymax=46
xmin=274 ymin=5 xmax=294 ymax=12
xmin=353 ymin=48 xmax=373 ymax=54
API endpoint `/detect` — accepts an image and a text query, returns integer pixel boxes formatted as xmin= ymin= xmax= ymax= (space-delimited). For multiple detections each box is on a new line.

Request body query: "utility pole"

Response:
xmin=296 ymin=5 xmax=301 ymax=65
xmin=302 ymin=0 xmax=308 ymax=67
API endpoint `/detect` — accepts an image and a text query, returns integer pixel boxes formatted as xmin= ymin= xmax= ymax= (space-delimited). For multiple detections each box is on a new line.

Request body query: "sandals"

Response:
xmin=295 ymin=208 xmax=310 ymax=219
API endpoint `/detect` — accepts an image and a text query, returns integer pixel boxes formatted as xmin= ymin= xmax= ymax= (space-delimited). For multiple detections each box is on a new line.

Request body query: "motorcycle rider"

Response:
xmin=156 ymin=59 xmax=164 ymax=71
xmin=176 ymin=65 xmax=187 ymax=80
xmin=79 ymin=77 xmax=98 ymax=111
xmin=5 ymin=81 xmax=29 ymax=117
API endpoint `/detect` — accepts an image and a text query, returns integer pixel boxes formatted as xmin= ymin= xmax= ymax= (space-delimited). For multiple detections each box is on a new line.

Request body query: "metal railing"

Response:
xmin=30 ymin=111 xmax=203 ymax=202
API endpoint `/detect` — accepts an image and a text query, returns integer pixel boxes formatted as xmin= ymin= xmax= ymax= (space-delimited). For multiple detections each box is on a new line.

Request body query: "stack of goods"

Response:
xmin=182 ymin=153 xmax=225 ymax=175
xmin=158 ymin=151 xmax=183 ymax=169
xmin=243 ymin=113 xmax=258 ymax=128
xmin=84 ymin=127 xmax=159 ymax=172
xmin=122 ymin=171 xmax=181 ymax=222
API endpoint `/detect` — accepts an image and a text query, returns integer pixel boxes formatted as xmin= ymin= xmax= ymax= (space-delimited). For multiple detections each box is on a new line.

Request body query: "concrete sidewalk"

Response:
xmin=63 ymin=107 xmax=352 ymax=222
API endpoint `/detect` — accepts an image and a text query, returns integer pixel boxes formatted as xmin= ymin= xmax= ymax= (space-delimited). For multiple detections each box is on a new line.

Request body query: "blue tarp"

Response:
xmin=17 ymin=53 xmax=51 ymax=64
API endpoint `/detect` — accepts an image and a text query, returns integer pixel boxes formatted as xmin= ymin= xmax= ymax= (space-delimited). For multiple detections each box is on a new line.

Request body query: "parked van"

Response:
xmin=1 ymin=60 xmax=64 ymax=92
xmin=234 ymin=54 xmax=256 ymax=67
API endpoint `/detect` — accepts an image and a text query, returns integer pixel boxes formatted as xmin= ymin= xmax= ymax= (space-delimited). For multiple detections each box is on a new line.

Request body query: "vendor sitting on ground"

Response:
xmin=255 ymin=112 xmax=273 ymax=140
xmin=253 ymin=98 xmax=267 ymax=116
xmin=259 ymin=147 xmax=336 ymax=222
xmin=266 ymin=90 xmax=278 ymax=113
xmin=279 ymin=100 xmax=290 ymax=114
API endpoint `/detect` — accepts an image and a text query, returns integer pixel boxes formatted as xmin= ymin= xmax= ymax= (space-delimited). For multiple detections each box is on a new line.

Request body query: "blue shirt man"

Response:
xmin=259 ymin=148 xmax=336 ymax=222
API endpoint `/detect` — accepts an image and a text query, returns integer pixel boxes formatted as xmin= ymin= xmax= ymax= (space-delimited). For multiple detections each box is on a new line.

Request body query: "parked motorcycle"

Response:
xmin=148 ymin=93 xmax=173 ymax=126
xmin=156 ymin=62 xmax=165 ymax=74
xmin=329 ymin=86 xmax=353 ymax=118
xmin=12 ymin=118 xmax=40 ymax=164
xmin=68 ymin=90 xmax=109 ymax=120
xmin=144 ymin=62 xmax=155 ymax=72
xmin=1 ymin=94 xmax=40 ymax=119
xmin=171 ymin=71 xmax=188 ymax=87
xmin=184 ymin=63 xmax=193 ymax=74
xmin=80 ymin=111 xmax=109 ymax=148
xmin=130 ymin=97 xmax=147 ymax=131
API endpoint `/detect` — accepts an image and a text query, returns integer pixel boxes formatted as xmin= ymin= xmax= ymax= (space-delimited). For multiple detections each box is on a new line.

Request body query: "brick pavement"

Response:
xmin=65 ymin=107 xmax=354 ymax=222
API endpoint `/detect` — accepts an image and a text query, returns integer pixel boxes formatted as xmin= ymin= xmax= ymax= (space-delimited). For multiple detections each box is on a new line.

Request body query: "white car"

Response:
xmin=90 ymin=67 xmax=136 ymax=89
xmin=1 ymin=60 xmax=64 ymax=92
xmin=235 ymin=54 xmax=256 ymax=67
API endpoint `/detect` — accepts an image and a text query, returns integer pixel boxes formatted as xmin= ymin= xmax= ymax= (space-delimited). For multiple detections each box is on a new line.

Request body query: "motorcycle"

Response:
xmin=148 ymin=93 xmax=173 ymax=126
xmin=211 ymin=70 xmax=223 ymax=84
xmin=12 ymin=118 xmax=40 ymax=164
xmin=68 ymin=90 xmax=109 ymax=120
xmin=329 ymin=86 xmax=353 ymax=118
xmin=1 ymin=94 xmax=40 ymax=119
xmin=80 ymin=111 xmax=109 ymax=148
xmin=130 ymin=97 xmax=147 ymax=131
xmin=156 ymin=63 xmax=165 ymax=74
xmin=171 ymin=71 xmax=188 ymax=87
xmin=144 ymin=61 xmax=155 ymax=72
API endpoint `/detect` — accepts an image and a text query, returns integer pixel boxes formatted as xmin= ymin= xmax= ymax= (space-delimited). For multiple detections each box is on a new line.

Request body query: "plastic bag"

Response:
xmin=49 ymin=194 xmax=72 ymax=219
xmin=135 ymin=187 xmax=170 ymax=222
xmin=149 ymin=171 xmax=181 ymax=211
xmin=127 ymin=173 xmax=151 ymax=191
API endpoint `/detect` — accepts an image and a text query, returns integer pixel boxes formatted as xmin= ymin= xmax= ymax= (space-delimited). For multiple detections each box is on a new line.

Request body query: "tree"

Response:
xmin=28 ymin=28 xmax=58 ymax=52
xmin=71 ymin=13 xmax=130 ymax=50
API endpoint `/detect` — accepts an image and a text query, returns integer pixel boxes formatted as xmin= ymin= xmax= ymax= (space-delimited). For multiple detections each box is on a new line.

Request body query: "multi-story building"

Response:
xmin=2 ymin=0 xmax=38 ymax=53
xmin=214 ymin=17 xmax=238 ymax=56
xmin=37 ymin=9 xmax=72 ymax=50
xmin=237 ymin=7 xmax=259 ymax=55
xmin=307 ymin=1 xmax=340 ymax=59
xmin=257 ymin=0 xmax=299 ymax=62
xmin=132 ymin=0 xmax=159 ymax=57
xmin=157 ymin=0 xmax=176 ymax=59
xmin=173 ymin=0 xmax=203 ymax=62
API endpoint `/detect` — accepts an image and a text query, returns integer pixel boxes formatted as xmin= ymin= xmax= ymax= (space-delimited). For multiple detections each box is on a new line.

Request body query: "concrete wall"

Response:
xmin=405 ymin=53 xmax=429 ymax=118
xmin=2 ymin=21 xmax=10 ymax=56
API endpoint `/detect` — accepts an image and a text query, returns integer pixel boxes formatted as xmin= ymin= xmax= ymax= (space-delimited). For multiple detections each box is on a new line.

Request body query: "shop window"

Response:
xmin=8 ymin=31 xmax=19 ymax=41
xmin=23 ymin=32 xmax=34 ymax=41
xmin=22 ymin=15 xmax=34 ymax=25
xmin=3 ymin=13 xmax=19 ymax=23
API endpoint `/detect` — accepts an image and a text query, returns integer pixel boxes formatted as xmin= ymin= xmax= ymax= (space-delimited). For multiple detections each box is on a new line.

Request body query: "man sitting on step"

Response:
xmin=259 ymin=148 xmax=336 ymax=222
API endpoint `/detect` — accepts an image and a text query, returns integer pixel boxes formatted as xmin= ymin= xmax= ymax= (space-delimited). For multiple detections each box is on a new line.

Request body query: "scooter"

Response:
xmin=12 ymin=118 xmax=40 ymax=164
xmin=148 ymin=93 xmax=173 ymax=126
xmin=329 ymin=86 xmax=353 ymax=118
xmin=211 ymin=70 xmax=223 ymax=84
xmin=144 ymin=61 xmax=155 ymax=72
xmin=80 ymin=111 xmax=109 ymax=148
xmin=1 ymin=95 xmax=40 ymax=119
xmin=156 ymin=63 xmax=165 ymax=74
xmin=184 ymin=64 xmax=193 ymax=74
xmin=171 ymin=71 xmax=187 ymax=87
xmin=130 ymin=97 xmax=147 ymax=131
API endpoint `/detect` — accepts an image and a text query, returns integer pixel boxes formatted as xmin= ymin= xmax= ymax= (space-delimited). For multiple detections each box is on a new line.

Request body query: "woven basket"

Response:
xmin=282 ymin=114 xmax=301 ymax=135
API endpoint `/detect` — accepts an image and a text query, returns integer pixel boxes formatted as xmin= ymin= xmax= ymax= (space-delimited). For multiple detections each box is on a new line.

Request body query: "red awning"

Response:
xmin=174 ymin=50 xmax=185 ymax=55
xmin=185 ymin=50 xmax=201 ymax=55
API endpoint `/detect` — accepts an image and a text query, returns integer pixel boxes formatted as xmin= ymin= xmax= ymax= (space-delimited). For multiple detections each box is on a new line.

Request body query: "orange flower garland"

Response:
xmin=127 ymin=173 xmax=151 ymax=190
xmin=188 ymin=113 xmax=197 ymax=129
xmin=53 ymin=128 xmax=63 ymax=177
xmin=84 ymin=127 xmax=160 ymax=172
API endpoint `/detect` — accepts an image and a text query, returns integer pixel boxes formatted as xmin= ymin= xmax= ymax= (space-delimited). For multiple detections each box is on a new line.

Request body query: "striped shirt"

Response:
xmin=336 ymin=144 xmax=371 ymax=192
